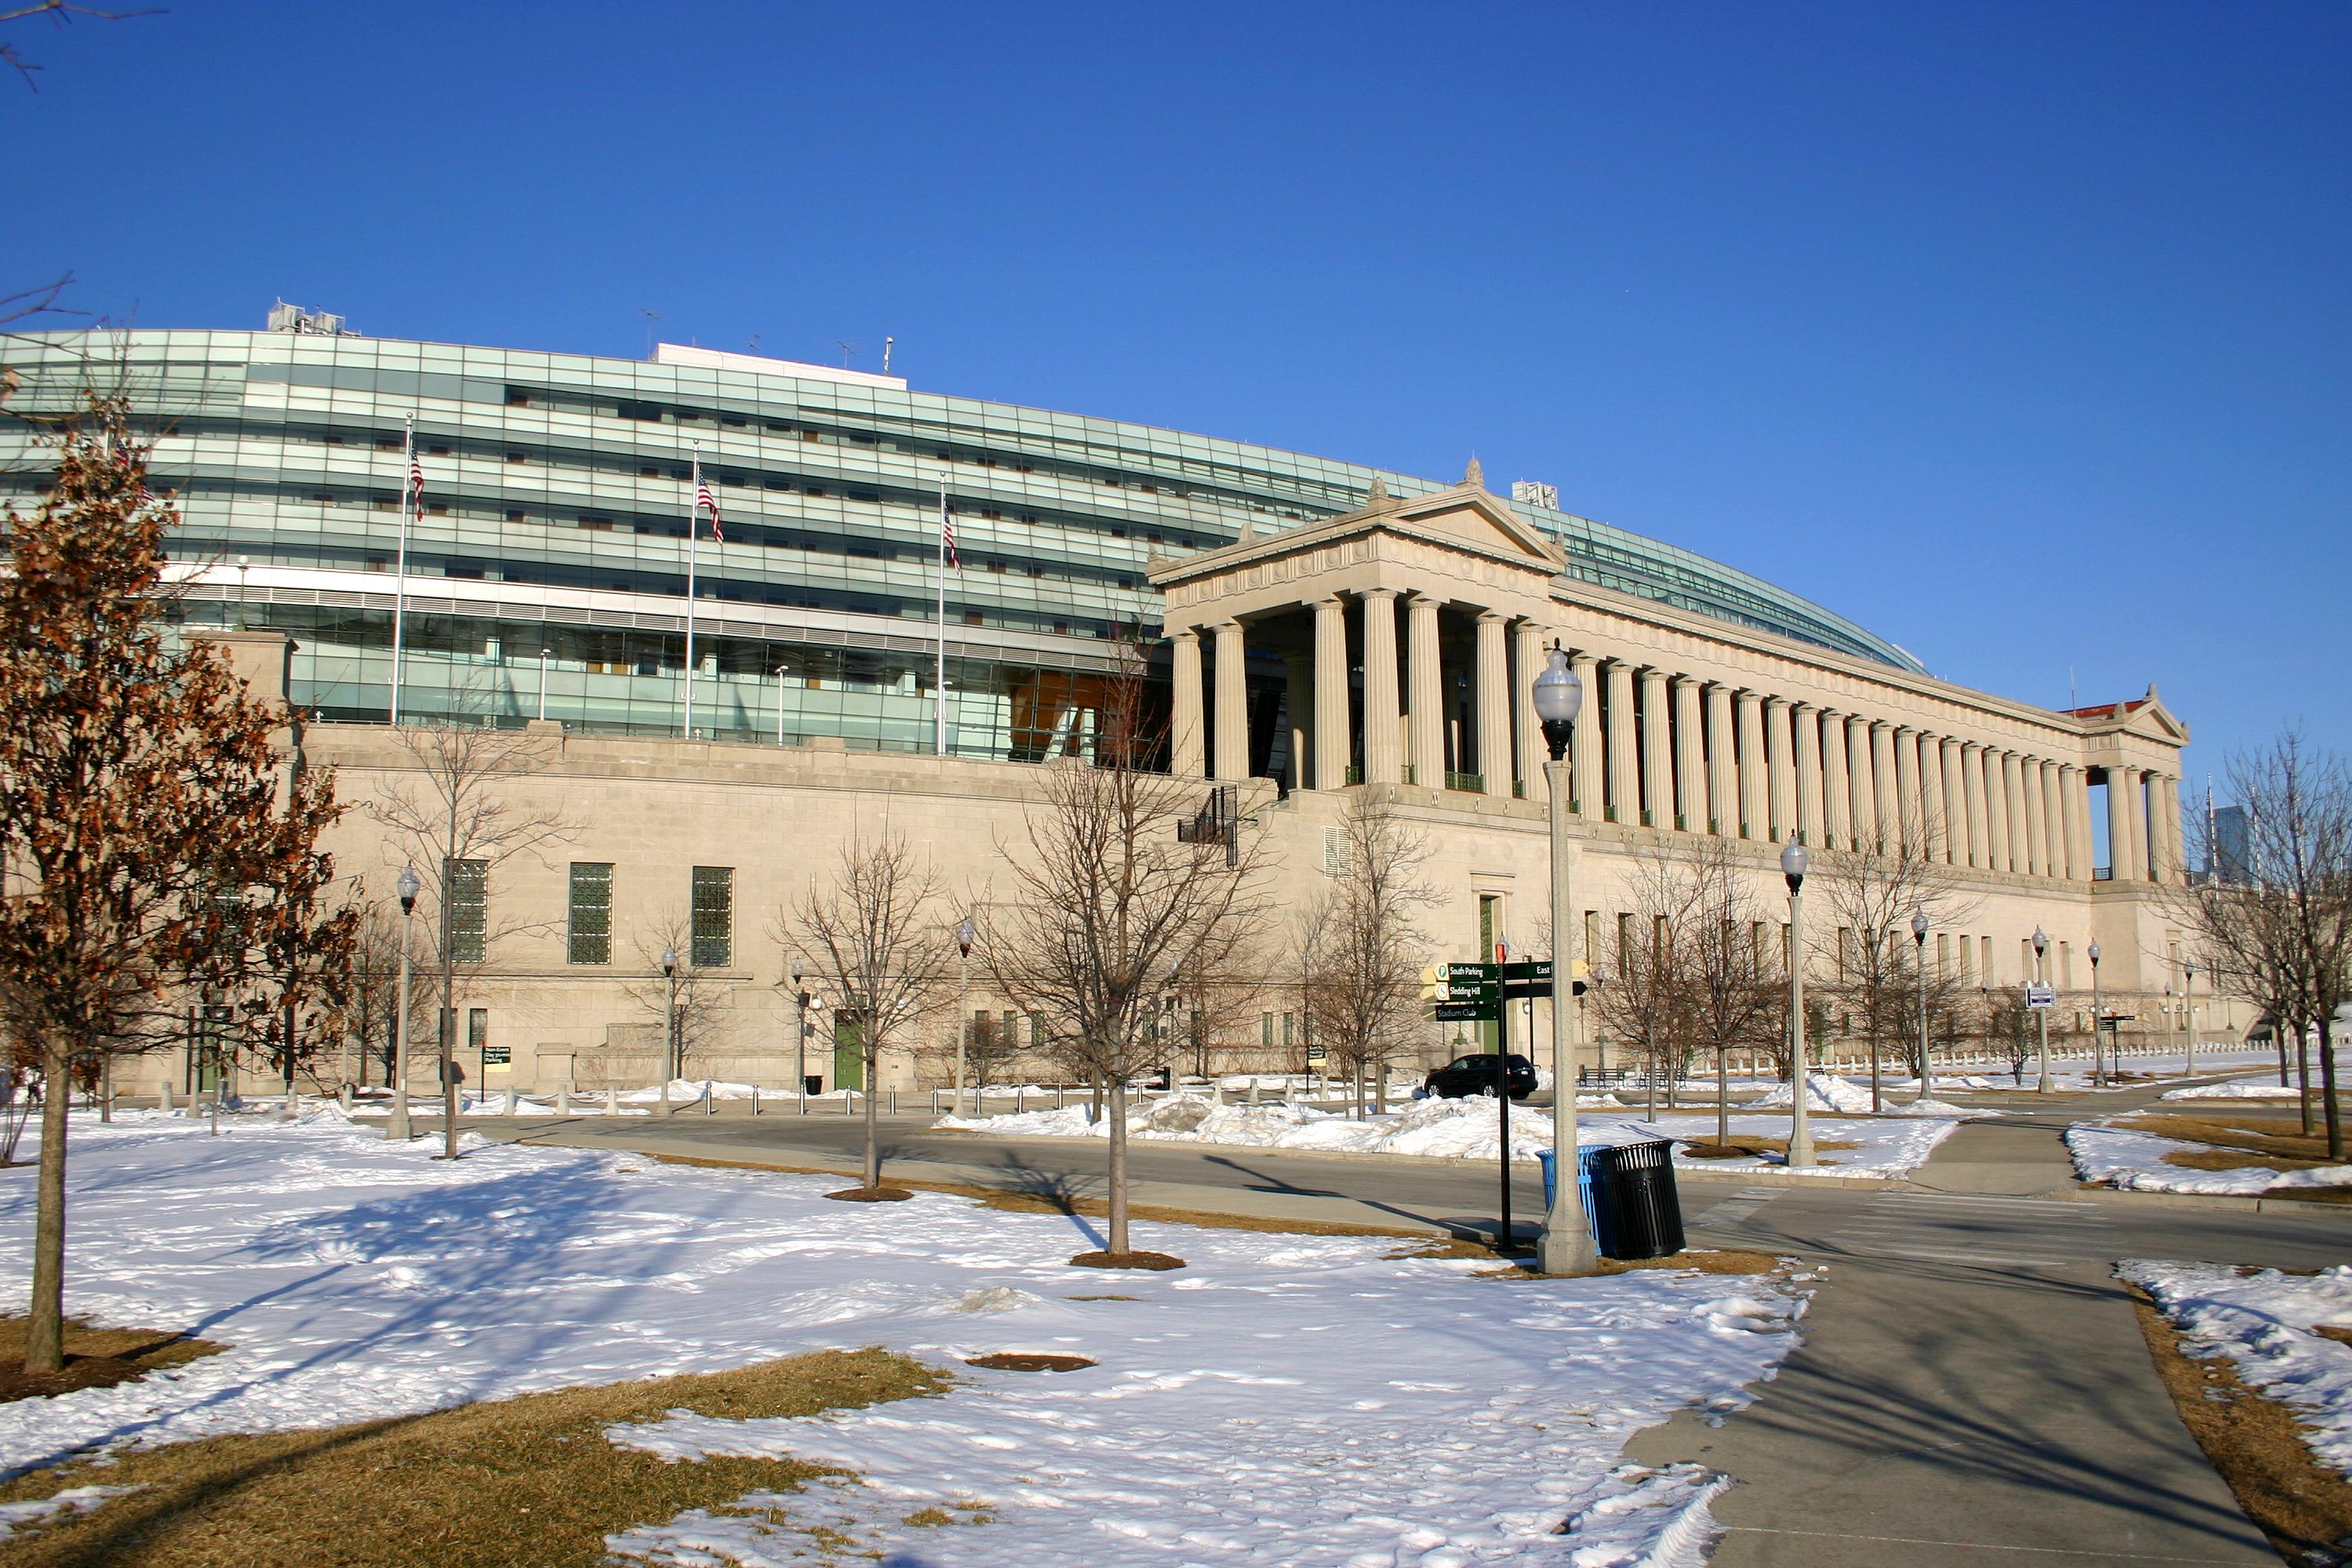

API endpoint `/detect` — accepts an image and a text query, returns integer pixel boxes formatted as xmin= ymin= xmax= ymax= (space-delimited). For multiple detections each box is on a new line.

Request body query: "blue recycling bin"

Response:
xmin=1535 ymin=1146 xmax=1617 ymax=1254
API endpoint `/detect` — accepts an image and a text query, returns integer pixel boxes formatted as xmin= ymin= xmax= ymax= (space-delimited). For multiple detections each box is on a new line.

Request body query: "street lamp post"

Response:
xmin=1911 ymin=909 xmax=1931 ymax=1105
xmin=955 ymin=920 xmax=976 ymax=1116
xmin=791 ymin=960 xmax=808 ymax=1098
xmin=662 ymin=946 xmax=679 ymax=1085
xmin=1531 ymin=644 xmax=1598 ymax=1276
xmin=2032 ymin=927 xmax=2053 ymax=1094
xmin=1784 ymin=842 xmax=1815 ymax=1168
xmin=236 ymin=554 xmax=251 ymax=630
xmin=2088 ymin=941 xmax=2103 ymax=1087
xmin=2183 ymin=960 xmax=2198 ymax=1078
xmin=538 ymin=647 xmax=551 ymax=723
xmin=388 ymin=866 xmax=419 ymax=1142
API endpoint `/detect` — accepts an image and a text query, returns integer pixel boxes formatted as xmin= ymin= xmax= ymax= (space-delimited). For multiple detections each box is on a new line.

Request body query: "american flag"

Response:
xmin=942 ymin=504 xmax=960 ymax=571
xmin=695 ymin=475 xmax=724 ymax=541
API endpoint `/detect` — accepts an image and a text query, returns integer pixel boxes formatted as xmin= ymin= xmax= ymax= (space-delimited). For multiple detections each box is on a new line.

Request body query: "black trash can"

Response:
xmin=1595 ymin=1139 xmax=1684 ymax=1261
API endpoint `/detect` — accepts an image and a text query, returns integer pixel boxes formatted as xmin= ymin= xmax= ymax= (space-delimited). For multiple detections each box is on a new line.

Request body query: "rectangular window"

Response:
xmin=568 ymin=862 xmax=612 ymax=965
xmin=447 ymin=858 xmax=487 ymax=964
xmin=1283 ymin=1013 xmax=1295 ymax=1049
xmin=691 ymin=866 xmax=734 ymax=969
xmin=1261 ymin=1012 xmax=1274 ymax=1047
xmin=467 ymin=1007 xmax=488 ymax=1050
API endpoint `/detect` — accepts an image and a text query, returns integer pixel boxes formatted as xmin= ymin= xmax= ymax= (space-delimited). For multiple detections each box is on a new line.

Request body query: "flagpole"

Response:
xmin=935 ymin=474 xmax=948 ymax=757
xmin=390 ymin=413 xmax=414 ymax=725
xmin=684 ymin=444 xmax=700 ymax=739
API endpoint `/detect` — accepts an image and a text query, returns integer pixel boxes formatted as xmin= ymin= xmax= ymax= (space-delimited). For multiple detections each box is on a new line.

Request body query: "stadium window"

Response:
xmin=567 ymin=863 xmax=612 ymax=964
xmin=578 ymin=517 xmax=614 ymax=532
xmin=506 ymin=452 xmax=528 ymax=464
xmin=640 ymin=466 xmax=661 ymax=478
xmin=506 ymin=390 xmax=531 ymax=408
xmin=963 ymin=612 xmax=984 ymax=626
xmin=506 ymin=510 xmax=526 ymax=523
xmin=691 ymin=866 xmax=734 ymax=969
xmin=427 ymin=445 xmax=450 ymax=456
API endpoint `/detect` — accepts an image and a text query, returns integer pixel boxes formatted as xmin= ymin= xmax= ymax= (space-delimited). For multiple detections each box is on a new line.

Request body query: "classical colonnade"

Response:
xmin=1167 ymin=593 xmax=2187 ymax=887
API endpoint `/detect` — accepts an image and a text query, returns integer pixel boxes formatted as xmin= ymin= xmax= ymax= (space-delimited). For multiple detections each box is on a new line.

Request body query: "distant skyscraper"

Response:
xmin=2211 ymin=804 xmax=2249 ymax=882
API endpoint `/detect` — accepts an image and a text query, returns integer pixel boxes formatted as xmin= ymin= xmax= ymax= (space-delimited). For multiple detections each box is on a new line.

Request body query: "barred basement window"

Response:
xmin=568 ymin=862 xmax=612 ymax=965
xmin=691 ymin=866 xmax=734 ymax=969
xmin=446 ymin=858 xmax=487 ymax=964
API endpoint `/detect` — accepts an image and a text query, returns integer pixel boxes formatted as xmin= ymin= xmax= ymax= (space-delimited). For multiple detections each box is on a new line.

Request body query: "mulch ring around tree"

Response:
xmin=964 ymin=1353 xmax=1098 ymax=1373
xmin=822 ymin=1186 xmax=916 ymax=1203
xmin=0 ymin=1317 xmax=223 ymax=1405
xmin=1069 ymin=1250 xmax=1185 ymax=1271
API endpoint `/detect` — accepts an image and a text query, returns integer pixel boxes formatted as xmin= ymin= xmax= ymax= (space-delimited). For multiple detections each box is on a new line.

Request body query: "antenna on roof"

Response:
xmin=836 ymin=340 xmax=859 ymax=368
xmin=2068 ymin=666 xmax=2077 ymax=710
xmin=638 ymin=307 xmax=663 ymax=358
xmin=881 ymin=336 xmax=894 ymax=376
xmin=747 ymin=333 xmax=760 ymax=353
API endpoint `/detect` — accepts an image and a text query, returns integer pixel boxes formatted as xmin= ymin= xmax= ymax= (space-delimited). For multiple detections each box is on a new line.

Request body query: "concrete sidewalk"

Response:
xmin=1625 ymin=1117 xmax=2277 ymax=1566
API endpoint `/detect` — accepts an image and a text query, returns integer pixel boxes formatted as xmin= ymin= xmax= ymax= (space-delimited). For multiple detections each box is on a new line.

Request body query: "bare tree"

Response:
xmin=1679 ymin=839 xmax=1785 ymax=1142
xmin=0 ymin=402 xmax=350 ymax=1373
xmin=1587 ymin=844 xmax=1701 ymax=1113
xmin=365 ymin=720 xmax=577 ymax=1156
xmin=782 ymin=834 xmax=950 ymax=1191
xmin=2175 ymin=731 xmax=2349 ymax=1156
xmin=621 ymin=910 xmax=732 ymax=1082
xmin=1298 ymin=790 xmax=1439 ymax=1117
xmin=977 ymin=662 xmax=1271 ymax=1261
xmin=343 ymin=894 xmax=430 ymax=1087
xmin=1811 ymin=805 xmax=1976 ymax=1110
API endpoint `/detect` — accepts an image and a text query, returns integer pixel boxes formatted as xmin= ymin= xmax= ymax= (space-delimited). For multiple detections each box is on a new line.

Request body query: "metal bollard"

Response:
xmin=557 ymin=1082 xmax=571 ymax=1116
xmin=750 ymin=1084 xmax=760 ymax=1116
xmin=703 ymin=1081 xmax=714 ymax=1116
xmin=606 ymin=1087 xmax=619 ymax=1116
xmin=161 ymin=1082 xmax=175 ymax=1114
xmin=1016 ymin=1087 xmax=1025 ymax=1114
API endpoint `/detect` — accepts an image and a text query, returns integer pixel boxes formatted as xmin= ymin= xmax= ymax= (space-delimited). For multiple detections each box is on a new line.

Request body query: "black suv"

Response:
xmin=1424 ymin=1052 xmax=1537 ymax=1102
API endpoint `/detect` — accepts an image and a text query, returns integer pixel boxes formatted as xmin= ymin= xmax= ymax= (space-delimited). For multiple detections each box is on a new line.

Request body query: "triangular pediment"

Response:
xmin=2065 ymin=684 xmax=2191 ymax=748
xmin=1387 ymin=486 xmax=1566 ymax=570
xmin=1146 ymin=477 xmax=1564 ymax=590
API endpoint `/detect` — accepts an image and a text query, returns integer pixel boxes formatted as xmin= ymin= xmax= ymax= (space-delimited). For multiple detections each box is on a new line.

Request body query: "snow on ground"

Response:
xmin=2065 ymin=1124 xmax=2352 ymax=1194
xmin=2160 ymin=1079 xmax=2310 ymax=1102
xmin=1751 ymin=1074 xmax=1883 ymax=1114
xmin=2121 ymin=1261 xmax=2352 ymax=1478
xmin=0 ymin=1107 xmax=1807 ymax=1566
xmin=940 ymin=1092 xmax=1963 ymax=1178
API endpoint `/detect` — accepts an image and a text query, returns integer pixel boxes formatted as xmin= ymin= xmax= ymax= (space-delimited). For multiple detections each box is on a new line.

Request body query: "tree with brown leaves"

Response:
xmin=0 ymin=401 xmax=350 ymax=1374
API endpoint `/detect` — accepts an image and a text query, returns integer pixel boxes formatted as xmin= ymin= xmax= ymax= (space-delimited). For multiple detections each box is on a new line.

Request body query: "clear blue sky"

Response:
xmin=11 ymin=2 xmax=2347 ymax=791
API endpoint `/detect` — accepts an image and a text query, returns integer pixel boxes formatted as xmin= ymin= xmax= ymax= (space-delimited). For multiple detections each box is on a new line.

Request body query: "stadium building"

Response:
xmin=0 ymin=312 xmax=2230 ymax=1096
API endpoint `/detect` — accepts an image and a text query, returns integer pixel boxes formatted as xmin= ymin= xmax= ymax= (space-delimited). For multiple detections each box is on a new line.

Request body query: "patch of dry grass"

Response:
xmin=1677 ymin=1137 xmax=1857 ymax=1160
xmin=2129 ymin=1286 xmax=2352 ymax=1568
xmin=0 ymin=1319 xmax=222 ymax=1407
xmin=1474 ymin=1247 xmax=1785 ymax=1280
xmin=2126 ymin=1113 xmax=2342 ymax=1167
xmin=0 ymin=1348 xmax=950 ymax=1568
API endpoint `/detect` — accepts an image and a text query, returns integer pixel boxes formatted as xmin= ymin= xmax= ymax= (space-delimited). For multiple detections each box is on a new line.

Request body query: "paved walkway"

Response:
xmin=1625 ymin=1115 xmax=2279 ymax=1566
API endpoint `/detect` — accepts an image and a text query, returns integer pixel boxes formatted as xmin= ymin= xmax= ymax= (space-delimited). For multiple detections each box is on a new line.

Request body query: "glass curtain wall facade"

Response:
xmin=0 ymin=326 xmax=1922 ymax=761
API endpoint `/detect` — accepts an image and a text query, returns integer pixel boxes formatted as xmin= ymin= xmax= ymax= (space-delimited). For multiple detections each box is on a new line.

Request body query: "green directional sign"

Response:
xmin=1443 ymin=962 xmax=1496 ymax=982
xmin=1500 ymin=961 xmax=1553 ymax=982
xmin=1433 ymin=1000 xmax=1498 ymax=1022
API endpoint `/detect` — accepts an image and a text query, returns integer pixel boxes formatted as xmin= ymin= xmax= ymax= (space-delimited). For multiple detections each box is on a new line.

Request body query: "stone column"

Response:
xmin=1313 ymin=595 xmax=1350 ymax=792
xmin=1512 ymin=620 xmax=1546 ymax=801
xmin=1795 ymin=704 xmax=1824 ymax=847
xmin=2057 ymin=764 xmax=2084 ymax=882
xmin=1736 ymin=691 xmax=1767 ymax=840
xmin=1475 ymin=612 xmax=1510 ymax=797
xmin=1639 ymin=668 xmax=1671 ymax=828
xmin=2153 ymin=775 xmax=2182 ymax=884
xmin=1821 ymin=710 xmax=1853 ymax=848
xmin=1983 ymin=750 xmax=2010 ymax=873
xmin=1606 ymin=661 xmax=1639 ymax=824
xmin=2070 ymin=765 xmax=2095 ymax=883
xmin=1571 ymin=652 xmax=1602 ymax=817
xmin=1940 ymin=738 xmax=1967 ymax=866
xmin=1406 ymin=593 xmax=1443 ymax=788
xmin=2019 ymin=754 xmax=2046 ymax=877
xmin=1212 ymin=619 xmax=1248 ymax=782
xmin=1847 ymin=714 xmax=1878 ymax=851
xmin=1281 ymin=651 xmax=1313 ymax=795
xmin=1766 ymin=698 xmax=1797 ymax=842
xmin=1361 ymin=590 xmax=1402 ymax=786
xmin=2106 ymin=768 xmax=2138 ymax=882
xmin=1917 ymin=734 xmax=1947 ymax=862
xmin=1894 ymin=727 xmax=1922 ymax=845
xmin=1672 ymin=675 xmax=1706 ymax=833
xmin=1871 ymin=723 xmax=1900 ymax=848
xmin=2002 ymin=751 xmax=2030 ymax=874
xmin=1961 ymin=742 xmax=1988 ymax=868
xmin=2042 ymin=761 xmax=2069 ymax=880
xmin=1171 ymin=626 xmax=1204 ymax=779
xmin=1704 ymin=683 xmax=1736 ymax=834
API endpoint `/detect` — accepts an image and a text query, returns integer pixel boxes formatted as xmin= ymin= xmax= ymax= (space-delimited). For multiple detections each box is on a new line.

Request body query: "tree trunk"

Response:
xmin=862 ymin=1045 xmax=880 ymax=1189
xmin=2318 ymin=1016 xmax=2342 ymax=1160
xmin=24 ymin=1048 xmax=73 ymax=1375
xmin=2297 ymin=1022 xmax=2314 ymax=1137
xmin=1106 ymin=1073 xmax=1130 ymax=1255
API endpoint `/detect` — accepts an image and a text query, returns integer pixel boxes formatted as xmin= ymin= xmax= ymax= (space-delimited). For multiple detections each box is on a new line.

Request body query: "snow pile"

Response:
xmin=2160 ymin=1080 xmax=2307 ymax=1102
xmin=1750 ymin=1074 xmax=1880 ymax=1114
xmin=0 ymin=1109 xmax=1809 ymax=1567
xmin=615 ymin=1079 xmax=767 ymax=1104
xmin=1893 ymin=1098 xmax=1992 ymax=1120
xmin=2066 ymin=1124 xmax=2352 ymax=1195
xmin=2122 ymin=1261 xmax=2352 ymax=1478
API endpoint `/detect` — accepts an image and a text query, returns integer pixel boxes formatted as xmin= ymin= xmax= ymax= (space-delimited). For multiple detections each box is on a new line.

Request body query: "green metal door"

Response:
xmin=832 ymin=1014 xmax=865 ymax=1092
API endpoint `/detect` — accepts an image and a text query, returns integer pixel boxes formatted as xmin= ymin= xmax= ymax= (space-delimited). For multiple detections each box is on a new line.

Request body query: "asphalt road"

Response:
xmin=472 ymin=1087 xmax=2347 ymax=1566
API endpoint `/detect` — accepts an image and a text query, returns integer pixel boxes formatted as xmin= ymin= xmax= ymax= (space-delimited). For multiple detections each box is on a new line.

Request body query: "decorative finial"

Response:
xmin=1463 ymin=455 xmax=1485 ymax=491
xmin=1366 ymin=474 xmax=1389 ymax=505
xmin=1236 ymin=514 xmax=1255 ymax=543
